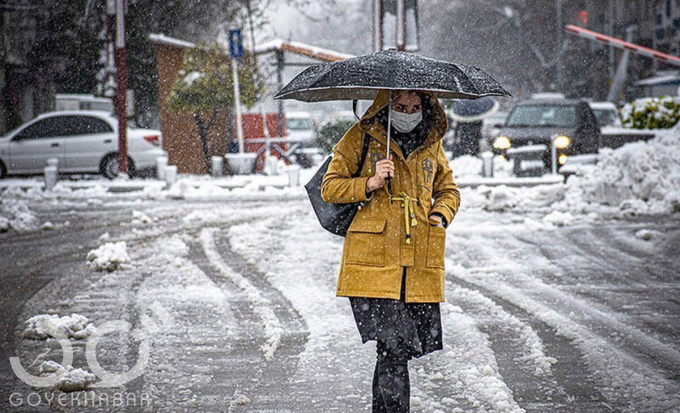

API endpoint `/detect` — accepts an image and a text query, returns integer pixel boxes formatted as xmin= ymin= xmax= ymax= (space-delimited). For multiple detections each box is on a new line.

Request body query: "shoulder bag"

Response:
xmin=304 ymin=133 xmax=371 ymax=236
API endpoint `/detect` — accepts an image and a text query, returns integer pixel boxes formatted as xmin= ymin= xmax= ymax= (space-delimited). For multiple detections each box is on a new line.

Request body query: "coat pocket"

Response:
xmin=346 ymin=218 xmax=387 ymax=267
xmin=426 ymin=225 xmax=446 ymax=269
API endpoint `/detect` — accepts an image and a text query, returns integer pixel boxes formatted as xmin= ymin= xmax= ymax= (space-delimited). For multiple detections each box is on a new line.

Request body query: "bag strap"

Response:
xmin=351 ymin=133 xmax=371 ymax=178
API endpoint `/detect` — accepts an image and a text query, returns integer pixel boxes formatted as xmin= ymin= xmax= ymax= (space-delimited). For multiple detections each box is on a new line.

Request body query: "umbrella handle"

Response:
xmin=386 ymin=177 xmax=393 ymax=197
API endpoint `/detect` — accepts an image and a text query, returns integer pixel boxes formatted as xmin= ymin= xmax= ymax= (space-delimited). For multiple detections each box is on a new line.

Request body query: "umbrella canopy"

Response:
xmin=449 ymin=97 xmax=500 ymax=123
xmin=274 ymin=49 xmax=511 ymax=102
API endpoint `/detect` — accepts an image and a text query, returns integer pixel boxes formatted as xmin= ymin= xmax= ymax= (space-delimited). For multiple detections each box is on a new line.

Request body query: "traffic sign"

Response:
xmin=229 ymin=29 xmax=244 ymax=59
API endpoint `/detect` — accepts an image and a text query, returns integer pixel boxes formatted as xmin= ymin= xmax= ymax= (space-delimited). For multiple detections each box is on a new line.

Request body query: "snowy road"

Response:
xmin=1 ymin=193 xmax=679 ymax=412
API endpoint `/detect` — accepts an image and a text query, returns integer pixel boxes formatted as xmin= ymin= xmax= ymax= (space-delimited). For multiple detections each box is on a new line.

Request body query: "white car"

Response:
xmin=285 ymin=111 xmax=317 ymax=147
xmin=0 ymin=111 xmax=166 ymax=179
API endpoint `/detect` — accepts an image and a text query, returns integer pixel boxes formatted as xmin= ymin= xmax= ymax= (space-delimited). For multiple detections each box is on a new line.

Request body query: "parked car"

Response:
xmin=481 ymin=110 xmax=508 ymax=150
xmin=588 ymin=101 xmax=622 ymax=128
xmin=285 ymin=111 xmax=317 ymax=147
xmin=0 ymin=111 xmax=166 ymax=179
xmin=285 ymin=111 xmax=318 ymax=167
xmin=492 ymin=98 xmax=600 ymax=175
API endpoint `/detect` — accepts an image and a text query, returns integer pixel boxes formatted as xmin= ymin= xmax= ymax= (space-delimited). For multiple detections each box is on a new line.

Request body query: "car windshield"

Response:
xmin=287 ymin=118 xmax=313 ymax=131
xmin=592 ymin=109 xmax=618 ymax=127
xmin=506 ymin=105 xmax=577 ymax=127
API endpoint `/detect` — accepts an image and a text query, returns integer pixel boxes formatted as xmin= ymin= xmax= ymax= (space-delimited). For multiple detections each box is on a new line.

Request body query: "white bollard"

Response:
xmin=44 ymin=166 xmax=58 ymax=190
xmin=287 ymin=165 xmax=300 ymax=187
xmin=551 ymin=142 xmax=558 ymax=175
xmin=165 ymin=165 xmax=177 ymax=185
xmin=156 ymin=156 xmax=168 ymax=181
xmin=481 ymin=151 xmax=494 ymax=178
xmin=265 ymin=156 xmax=279 ymax=176
xmin=46 ymin=158 xmax=59 ymax=168
xmin=211 ymin=156 xmax=223 ymax=177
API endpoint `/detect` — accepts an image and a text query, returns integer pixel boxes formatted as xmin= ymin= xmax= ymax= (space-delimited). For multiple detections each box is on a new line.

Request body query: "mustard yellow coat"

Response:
xmin=321 ymin=90 xmax=461 ymax=303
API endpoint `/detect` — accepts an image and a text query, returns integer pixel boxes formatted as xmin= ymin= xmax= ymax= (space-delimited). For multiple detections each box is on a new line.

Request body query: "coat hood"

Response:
xmin=358 ymin=90 xmax=449 ymax=149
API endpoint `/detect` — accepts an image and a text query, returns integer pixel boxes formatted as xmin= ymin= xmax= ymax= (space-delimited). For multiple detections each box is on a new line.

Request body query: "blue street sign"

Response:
xmin=229 ymin=29 xmax=244 ymax=59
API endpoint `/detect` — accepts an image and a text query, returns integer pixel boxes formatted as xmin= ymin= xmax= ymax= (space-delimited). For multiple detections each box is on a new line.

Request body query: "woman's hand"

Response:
xmin=428 ymin=214 xmax=445 ymax=228
xmin=366 ymin=155 xmax=394 ymax=192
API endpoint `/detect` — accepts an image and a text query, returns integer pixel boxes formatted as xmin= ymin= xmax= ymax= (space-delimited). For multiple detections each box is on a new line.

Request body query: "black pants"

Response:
xmin=373 ymin=337 xmax=411 ymax=412
xmin=372 ymin=269 xmax=412 ymax=413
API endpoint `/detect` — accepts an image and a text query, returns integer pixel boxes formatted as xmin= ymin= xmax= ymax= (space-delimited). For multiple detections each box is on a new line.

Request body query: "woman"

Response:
xmin=321 ymin=89 xmax=460 ymax=412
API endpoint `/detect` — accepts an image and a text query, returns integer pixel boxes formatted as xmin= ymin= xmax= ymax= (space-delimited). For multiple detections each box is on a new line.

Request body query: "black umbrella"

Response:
xmin=274 ymin=49 xmax=511 ymax=154
xmin=449 ymin=97 xmax=500 ymax=123
xmin=274 ymin=49 xmax=511 ymax=102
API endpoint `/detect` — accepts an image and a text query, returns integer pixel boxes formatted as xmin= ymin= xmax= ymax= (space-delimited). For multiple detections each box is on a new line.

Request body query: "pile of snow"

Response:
xmin=451 ymin=155 xmax=483 ymax=178
xmin=457 ymin=129 xmax=679 ymax=217
xmin=542 ymin=211 xmax=575 ymax=227
xmin=564 ymin=129 xmax=680 ymax=214
xmin=635 ymin=229 xmax=659 ymax=241
xmin=131 ymin=210 xmax=154 ymax=225
xmin=0 ymin=197 xmax=38 ymax=232
xmin=22 ymin=313 xmax=97 ymax=340
xmin=461 ymin=184 xmax=566 ymax=212
xmin=87 ymin=241 xmax=131 ymax=272
xmin=450 ymin=154 xmax=513 ymax=179
xmin=40 ymin=361 xmax=96 ymax=392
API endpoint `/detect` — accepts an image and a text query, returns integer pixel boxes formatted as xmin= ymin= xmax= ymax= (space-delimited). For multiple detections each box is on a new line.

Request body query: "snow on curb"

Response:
xmin=22 ymin=313 xmax=97 ymax=340
xmin=200 ymin=228 xmax=282 ymax=360
xmin=87 ymin=241 xmax=131 ymax=272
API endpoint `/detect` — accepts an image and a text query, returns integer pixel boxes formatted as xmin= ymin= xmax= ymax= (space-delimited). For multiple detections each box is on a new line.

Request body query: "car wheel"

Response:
xmin=100 ymin=154 xmax=135 ymax=179
xmin=0 ymin=161 xmax=6 ymax=179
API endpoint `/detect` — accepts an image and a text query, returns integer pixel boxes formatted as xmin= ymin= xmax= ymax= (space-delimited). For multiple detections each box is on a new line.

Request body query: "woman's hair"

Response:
xmin=375 ymin=91 xmax=434 ymax=123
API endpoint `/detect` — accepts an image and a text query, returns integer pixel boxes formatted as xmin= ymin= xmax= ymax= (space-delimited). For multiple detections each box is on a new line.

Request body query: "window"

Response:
xmin=15 ymin=117 xmax=72 ymax=140
xmin=286 ymin=118 xmax=313 ymax=131
xmin=506 ymin=105 xmax=577 ymax=128
xmin=592 ymin=109 xmax=618 ymax=127
xmin=66 ymin=116 xmax=113 ymax=135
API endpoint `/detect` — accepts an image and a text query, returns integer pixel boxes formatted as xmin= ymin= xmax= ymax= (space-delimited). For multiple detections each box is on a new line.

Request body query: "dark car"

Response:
xmin=491 ymin=98 xmax=600 ymax=175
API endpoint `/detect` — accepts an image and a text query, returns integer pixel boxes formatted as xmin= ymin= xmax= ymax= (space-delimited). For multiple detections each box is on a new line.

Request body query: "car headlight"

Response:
xmin=553 ymin=135 xmax=570 ymax=149
xmin=493 ymin=136 xmax=511 ymax=150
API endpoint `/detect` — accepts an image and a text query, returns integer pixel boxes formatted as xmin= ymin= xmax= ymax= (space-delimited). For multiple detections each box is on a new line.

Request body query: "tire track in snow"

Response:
xmin=513 ymin=227 xmax=680 ymax=369
xmin=445 ymin=259 xmax=680 ymax=412
xmin=444 ymin=270 xmax=615 ymax=413
xmin=200 ymin=227 xmax=283 ymax=361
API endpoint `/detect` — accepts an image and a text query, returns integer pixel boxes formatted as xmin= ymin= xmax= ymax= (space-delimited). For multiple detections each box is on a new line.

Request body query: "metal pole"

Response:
xmin=608 ymin=0 xmax=615 ymax=80
xmin=261 ymin=105 xmax=271 ymax=173
xmin=115 ymin=0 xmax=127 ymax=176
xmin=386 ymin=89 xmax=393 ymax=195
xmin=373 ymin=0 xmax=383 ymax=52
xmin=396 ymin=0 xmax=405 ymax=51
xmin=556 ymin=0 xmax=562 ymax=89
xmin=232 ymin=59 xmax=244 ymax=153
xmin=276 ymin=50 xmax=285 ymax=138
xmin=386 ymin=90 xmax=392 ymax=157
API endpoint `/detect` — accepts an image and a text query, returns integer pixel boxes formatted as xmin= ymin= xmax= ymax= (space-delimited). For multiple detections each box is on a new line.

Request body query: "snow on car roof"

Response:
xmin=285 ymin=111 xmax=314 ymax=119
xmin=36 ymin=110 xmax=115 ymax=119
xmin=588 ymin=101 xmax=617 ymax=110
